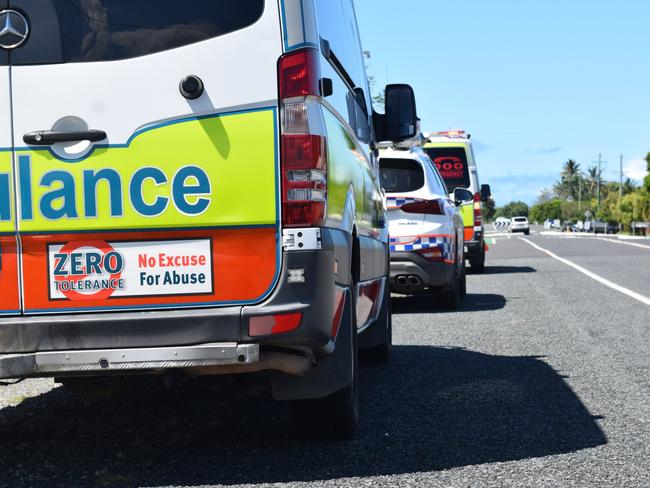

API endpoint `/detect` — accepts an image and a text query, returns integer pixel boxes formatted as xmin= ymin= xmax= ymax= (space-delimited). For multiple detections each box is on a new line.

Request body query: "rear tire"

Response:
xmin=459 ymin=258 xmax=467 ymax=298
xmin=469 ymin=244 xmax=485 ymax=274
xmin=289 ymin=290 xmax=359 ymax=441
xmin=524 ymin=229 xmax=530 ymax=235
xmin=439 ymin=265 xmax=461 ymax=310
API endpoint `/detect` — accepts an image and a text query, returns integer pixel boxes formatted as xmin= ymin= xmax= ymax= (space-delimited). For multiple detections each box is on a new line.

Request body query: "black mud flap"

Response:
xmin=271 ymin=288 xmax=353 ymax=401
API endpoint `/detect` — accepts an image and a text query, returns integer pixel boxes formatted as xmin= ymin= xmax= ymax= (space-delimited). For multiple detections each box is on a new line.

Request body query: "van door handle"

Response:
xmin=23 ymin=129 xmax=107 ymax=146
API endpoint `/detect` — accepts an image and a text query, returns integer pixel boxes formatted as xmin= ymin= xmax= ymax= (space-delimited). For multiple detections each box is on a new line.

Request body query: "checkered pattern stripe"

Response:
xmin=390 ymin=235 xmax=455 ymax=262
xmin=385 ymin=197 xmax=419 ymax=209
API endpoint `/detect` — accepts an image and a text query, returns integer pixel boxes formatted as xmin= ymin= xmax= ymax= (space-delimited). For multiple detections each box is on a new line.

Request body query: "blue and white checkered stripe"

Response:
xmin=385 ymin=197 xmax=418 ymax=209
xmin=390 ymin=235 xmax=455 ymax=261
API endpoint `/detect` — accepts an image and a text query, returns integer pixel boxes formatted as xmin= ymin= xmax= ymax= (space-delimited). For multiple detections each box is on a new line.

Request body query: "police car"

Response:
xmin=379 ymin=144 xmax=468 ymax=308
xmin=423 ymin=131 xmax=491 ymax=273
xmin=0 ymin=0 xmax=419 ymax=441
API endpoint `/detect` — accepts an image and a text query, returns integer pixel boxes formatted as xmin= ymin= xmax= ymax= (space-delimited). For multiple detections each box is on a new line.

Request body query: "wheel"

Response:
xmin=459 ymin=258 xmax=467 ymax=298
xmin=524 ymin=229 xmax=530 ymax=235
xmin=289 ymin=289 xmax=359 ymax=441
xmin=360 ymin=280 xmax=392 ymax=364
xmin=439 ymin=264 xmax=461 ymax=310
xmin=469 ymin=255 xmax=485 ymax=273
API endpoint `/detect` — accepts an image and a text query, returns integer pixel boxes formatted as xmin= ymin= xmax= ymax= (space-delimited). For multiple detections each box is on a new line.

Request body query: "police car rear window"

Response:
xmin=379 ymin=158 xmax=424 ymax=193
xmin=422 ymin=147 xmax=470 ymax=193
xmin=8 ymin=0 xmax=265 ymax=65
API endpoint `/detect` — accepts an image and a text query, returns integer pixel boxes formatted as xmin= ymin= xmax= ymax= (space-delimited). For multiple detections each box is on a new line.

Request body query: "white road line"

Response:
xmin=592 ymin=237 xmax=650 ymax=250
xmin=520 ymin=238 xmax=650 ymax=306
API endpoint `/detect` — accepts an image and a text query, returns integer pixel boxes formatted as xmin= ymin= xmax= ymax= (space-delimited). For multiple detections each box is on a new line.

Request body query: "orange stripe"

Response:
xmin=0 ymin=237 xmax=20 ymax=312
xmin=20 ymin=228 xmax=278 ymax=312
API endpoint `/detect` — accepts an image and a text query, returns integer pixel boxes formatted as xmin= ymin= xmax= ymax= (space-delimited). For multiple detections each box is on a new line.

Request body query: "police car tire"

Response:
xmin=459 ymin=259 xmax=467 ymax=299
xmin=289 ymin=290 xmax=359 ymax=441
xmin=360 ymin=281 xmax=392 ymax=364
xmin=439 ymin=265 xmax=461 ymax=310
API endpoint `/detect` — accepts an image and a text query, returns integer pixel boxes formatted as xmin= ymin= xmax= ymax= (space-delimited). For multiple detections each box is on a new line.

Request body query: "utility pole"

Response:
xmin=619 ymin=154 xmax=623 ymax=201
xmin=596 ymin=153 xmax=602 ymax=212
xmin=578 ymin=178 xmax=582 ymax=212
xmin=619 ymin=154 xmax=623 ymax=232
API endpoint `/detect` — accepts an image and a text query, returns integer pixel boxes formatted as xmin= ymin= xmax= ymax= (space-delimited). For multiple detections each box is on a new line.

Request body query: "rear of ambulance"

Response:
xmin=0 ymin=1 xmax=342 ymax=397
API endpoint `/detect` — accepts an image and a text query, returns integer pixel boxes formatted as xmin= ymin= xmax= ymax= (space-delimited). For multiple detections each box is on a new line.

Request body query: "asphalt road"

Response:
xmin=0 ymin=233 xmax=649 ymax=487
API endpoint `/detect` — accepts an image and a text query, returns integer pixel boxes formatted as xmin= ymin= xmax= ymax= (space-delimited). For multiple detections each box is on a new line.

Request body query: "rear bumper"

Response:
xmin=0 ymin=228 xmax=379 ymax=383
xmin=389 ymin=251 xmax=454 ymax=292
xmin=0 ymin=342 xmax=259 ymax=379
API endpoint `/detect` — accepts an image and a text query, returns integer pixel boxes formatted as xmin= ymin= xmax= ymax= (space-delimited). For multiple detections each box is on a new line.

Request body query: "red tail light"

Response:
xmin=401 ymin=199 xmax=445 ymax=215
xmin=279 ymin=48 xmax=328 ymax=227
xmin=279 ymin=49 xmax=321 ymax=98
xmin=473 ymin=192 xmax=482 ymax=225
xmin=249 ymin=312 xmax=302 ymax=337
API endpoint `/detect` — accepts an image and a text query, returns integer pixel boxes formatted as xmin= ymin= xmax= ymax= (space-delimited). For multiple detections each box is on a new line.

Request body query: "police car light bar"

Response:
xmin=424 ymin=130 xmax=470 ymax=140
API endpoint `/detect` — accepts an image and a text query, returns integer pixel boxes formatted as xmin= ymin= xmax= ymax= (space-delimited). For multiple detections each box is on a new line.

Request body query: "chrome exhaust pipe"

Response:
xmin=408 ymin=275 xmax=422 ymax=287
xmin=396 ymin=275 xmax=409 ymax=287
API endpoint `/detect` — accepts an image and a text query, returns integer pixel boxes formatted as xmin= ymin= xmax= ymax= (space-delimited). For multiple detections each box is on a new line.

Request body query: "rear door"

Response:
xmin=379 ymin=156 xmax=427 ymax=248
xmin=9 ymin=0 xmax=282 ymax=314
xmin=0 ymin=32 xmax=19 ymax=316
xmin=423 ymin=145 xmax=475 ymax=242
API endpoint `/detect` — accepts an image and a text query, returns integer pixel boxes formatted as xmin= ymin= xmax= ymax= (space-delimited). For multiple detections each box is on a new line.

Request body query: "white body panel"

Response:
xmin=379 ymin=148 xmax=461 ymax=260
xmin=11 ymin=9 xmax=281 ymax=147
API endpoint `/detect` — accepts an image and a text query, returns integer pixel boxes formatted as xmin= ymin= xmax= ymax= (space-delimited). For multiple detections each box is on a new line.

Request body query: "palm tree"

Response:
xmin=560 ymin=159 xmax=581 ymax=200
xmin=622 ymin=178 xmax=637 ymax=195
xmin=586 ymin=165 xmax=601 ymax=199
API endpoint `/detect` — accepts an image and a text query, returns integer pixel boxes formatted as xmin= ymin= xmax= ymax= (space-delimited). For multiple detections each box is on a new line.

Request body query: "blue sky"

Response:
xmin=355 ymin=0 xmax=650 ymax=205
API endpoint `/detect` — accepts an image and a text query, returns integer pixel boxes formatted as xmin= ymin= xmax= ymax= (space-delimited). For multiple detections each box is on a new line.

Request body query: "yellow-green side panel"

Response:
xmin=460 ymin=203 xmax=474 ymax=227
xmin=17 ymin=109 xmax=278 ymax=233
xmin=323 ymin=110 xmax=364 ymax=225
xmin=0 ymin=152 xmax=14 ymax=234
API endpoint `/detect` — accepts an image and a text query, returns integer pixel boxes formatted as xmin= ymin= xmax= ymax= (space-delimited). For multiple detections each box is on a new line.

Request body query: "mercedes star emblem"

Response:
xmin=0 ymin=10 xmax=29 ymax=50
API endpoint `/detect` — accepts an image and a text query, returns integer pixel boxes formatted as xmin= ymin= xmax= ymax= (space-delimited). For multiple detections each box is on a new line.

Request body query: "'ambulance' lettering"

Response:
xmin=6 ymin=155 xmax=212 ymax=222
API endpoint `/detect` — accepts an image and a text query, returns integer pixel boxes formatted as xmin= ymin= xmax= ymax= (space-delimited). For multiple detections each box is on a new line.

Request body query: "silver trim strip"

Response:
xmin=0 ymin=343 xmax=259 ymax=378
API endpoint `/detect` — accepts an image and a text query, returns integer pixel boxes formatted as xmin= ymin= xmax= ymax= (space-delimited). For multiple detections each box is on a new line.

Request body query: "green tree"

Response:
xmin=561 ymin=159 xmax=581 ymax=200
xmin=529 ymin=199 xmax=563 ymax=222
xmin=483 ymin=197 xmax=497 ymax=222
xmin=622 ymin=178 xmax=638 ymax=195
xmin=495 ymin=200 xmax=529 ymax=219
xmin=644 ymin=152 xmax=650 ymax=194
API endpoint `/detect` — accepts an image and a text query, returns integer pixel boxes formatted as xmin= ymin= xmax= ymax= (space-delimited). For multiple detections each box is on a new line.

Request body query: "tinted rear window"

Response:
xmin=9 ymin=0 xmax=264 ymax=65
xmin=422 ymin=147 xmax=470 ymax=192
xmin=379 ymin=158 xmax=424 ymax=193
xmin=513 ymin=217 xmax=527 ymax=222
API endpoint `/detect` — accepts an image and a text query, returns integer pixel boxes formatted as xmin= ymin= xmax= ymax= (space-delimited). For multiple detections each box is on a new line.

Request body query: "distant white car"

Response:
xmin=510 ymin=216 xmax=530 ymax=235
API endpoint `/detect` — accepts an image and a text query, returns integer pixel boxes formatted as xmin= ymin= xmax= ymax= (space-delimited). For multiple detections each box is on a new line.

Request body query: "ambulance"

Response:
xmin=422 ymin=131 xmax=491 ymax=273
xmin=0 ymin=0 xmax=418 ymax=440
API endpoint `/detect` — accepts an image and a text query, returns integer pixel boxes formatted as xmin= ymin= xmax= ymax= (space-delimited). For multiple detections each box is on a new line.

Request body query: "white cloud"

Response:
xmin=624 ymin=158 xmax=648 ymax=181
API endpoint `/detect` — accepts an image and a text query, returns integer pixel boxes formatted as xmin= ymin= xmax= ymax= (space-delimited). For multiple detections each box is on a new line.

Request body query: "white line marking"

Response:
xmin=520 ymin=238 xmax=650 ymax=306
xmin=592 ymin=237 xmax=650 ymax=250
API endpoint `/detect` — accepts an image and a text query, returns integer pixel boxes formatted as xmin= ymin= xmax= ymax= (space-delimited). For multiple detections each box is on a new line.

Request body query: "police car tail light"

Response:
xmin=416 ymin=247 xmax=443 ymax=262
xmin=400 ymin=199 xmax=445 ymax=215
xmin=473 ymin=192 xmax=483 ymax=225
xmin=279 ymin=48 xmax=328 ymax=228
